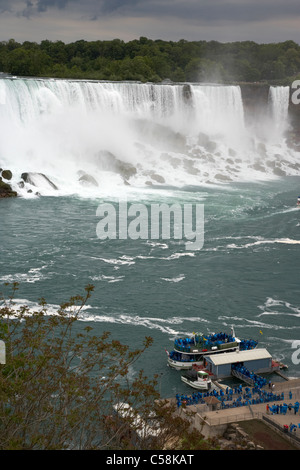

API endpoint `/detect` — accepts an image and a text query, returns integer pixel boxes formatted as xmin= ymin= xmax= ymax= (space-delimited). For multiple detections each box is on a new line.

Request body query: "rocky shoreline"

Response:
xmin=0 ymin=152 xmax=139 ymax=199
xmin=0 ymin=169 xmax=17 ymax=198
xmin=0 ymin=169 xmax=60 ymax=198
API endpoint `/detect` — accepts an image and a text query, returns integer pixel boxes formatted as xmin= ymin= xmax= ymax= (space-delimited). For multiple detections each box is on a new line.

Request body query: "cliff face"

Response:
xmin=287 ymin=88 xmax=300 ymax=150
xmin=240 ymin=83 xmax=270 ymax=127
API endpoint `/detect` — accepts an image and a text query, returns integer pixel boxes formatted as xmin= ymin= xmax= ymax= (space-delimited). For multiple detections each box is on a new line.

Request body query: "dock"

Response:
xmin=274 ymin=369 xmax=290 ymax=381
xmin=174 ymin=376 xmax=300 ymax=446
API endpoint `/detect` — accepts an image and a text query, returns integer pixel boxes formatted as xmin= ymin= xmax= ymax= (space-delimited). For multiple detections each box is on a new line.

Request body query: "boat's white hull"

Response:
xmin=181 ymin=376 xmax=211 ymax=390
xmin=168 ymin=358 xmax=203 ymax=370
xmin=167 ymin=343 xmax=241 ymax=370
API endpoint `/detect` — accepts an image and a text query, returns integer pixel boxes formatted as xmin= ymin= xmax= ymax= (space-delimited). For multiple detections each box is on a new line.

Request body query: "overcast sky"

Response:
xmin=0 ymin=0 xmax=299 ymax=44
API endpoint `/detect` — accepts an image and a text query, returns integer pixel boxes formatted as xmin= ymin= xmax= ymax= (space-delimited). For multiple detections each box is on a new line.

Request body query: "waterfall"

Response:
xmin=0 ymin=78 xmax=298 ymax=196
xmin=0 ymin=78 xmax=244 ymax=135
xmin=191 ymin=85 xmax=245 ymax=143
xmin=268 ymin=86 xmax=290 ymax=134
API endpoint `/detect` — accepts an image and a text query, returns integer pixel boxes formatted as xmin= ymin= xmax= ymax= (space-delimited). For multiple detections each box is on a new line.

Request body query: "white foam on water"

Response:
xmin=226 ymin=237 xmax=300 ymax=250
xmin=218 ymin=314 xmax=293 ymax=331
xmin=160 ymin=274 xmax=185 ymax=283
xmin=0 ymin=298 xmax=93 ymax=318
xmin=88 ymin=252 xmax=195 ymax=267
xmin=90 ymin=274 xmax=125 ymax=283
xmin=258 ymin=297 xmax=300 ymax=318
xmin=0 ymin=295 xmax=210 ymax=336
xmin=0 ymin=265 xmax=51 ymax=284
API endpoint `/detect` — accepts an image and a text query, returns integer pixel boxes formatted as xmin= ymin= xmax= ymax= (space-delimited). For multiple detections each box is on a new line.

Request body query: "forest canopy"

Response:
xmin=0 ymin=37 xmax=300 ymax=84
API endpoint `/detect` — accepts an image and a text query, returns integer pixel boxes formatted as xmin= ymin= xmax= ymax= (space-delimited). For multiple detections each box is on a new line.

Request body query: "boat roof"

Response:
xmin=205 ymin=348 xmax=272 ymax=366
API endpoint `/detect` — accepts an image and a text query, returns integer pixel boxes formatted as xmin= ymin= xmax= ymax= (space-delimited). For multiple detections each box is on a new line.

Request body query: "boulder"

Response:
xmin=144 ymin=171 xmax=165 ymax=183
xmin=182 ymin=84 xmax=193 ymax=102
xmin=1 ymin=169 xmax=12 ymax=180
xmin=21 ymin=172 xmax=58 ymax=190
xmin=78 ymin=173 xmax=99 ymax=187
xmin=134 ymin=119 xmax=187 ymax=154
xmin=114 ymin=159 xmax=137 ymax=180
xmin=247 ymin=441 xmax=256 ymax=449
xmin=97 ymin=151 xmax=137 ymax=182
xmin=214 ymin=173 xmax=232 ymax=182
xmin=273 ymin=166 xmax=286 ymax=176
xmin=249 ymin=162 xmax=265 ymax=172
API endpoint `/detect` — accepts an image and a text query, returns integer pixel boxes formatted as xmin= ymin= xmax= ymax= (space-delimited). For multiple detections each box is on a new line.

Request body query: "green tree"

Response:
xmin=1 ymin=37 xmax=300 ymax=83
xmin=0 ymin=283 xmax=212 ymax=450
xmin=6 ymin=48 xmax=51 ymax=76
xmin=119 ymin=56 xmax=155 ymax=81
xmin=103 ymin=39 xmax=125 ymax=60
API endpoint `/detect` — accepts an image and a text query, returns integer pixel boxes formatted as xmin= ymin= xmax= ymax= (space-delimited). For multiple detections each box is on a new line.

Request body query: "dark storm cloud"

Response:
xmin=37 ymin=0 xmax=70 ymax=12
xmin=97 ymin=0 xmax=300 ymax=23
xmin=21 ymin=0 xmax=71 ymax=15
xmin=1 ymin=0 xmax=300 ymax=44
xmin=4 ymin=0 xmax=300 ymax=24
xmin=0 ymin=0 xmax=13 ymax=13
xmin=99 ymin=0 xmax=140 ymax=14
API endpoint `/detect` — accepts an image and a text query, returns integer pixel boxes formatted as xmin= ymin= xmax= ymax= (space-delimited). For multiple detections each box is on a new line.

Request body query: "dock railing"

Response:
xmin=231 ymin=369 xmax=255 ymax=386
xmin=262 ymin=415 xmax=300 ymax=447
xmin=201 ymin=410 xmax=263 ymax=426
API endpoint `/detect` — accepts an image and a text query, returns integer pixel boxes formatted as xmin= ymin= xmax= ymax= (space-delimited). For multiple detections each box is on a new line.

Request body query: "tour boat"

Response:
xmin=165 ymin=329 xmax=257 ymax=370
xmin=181 ymin=369 xmax=212 ymax=390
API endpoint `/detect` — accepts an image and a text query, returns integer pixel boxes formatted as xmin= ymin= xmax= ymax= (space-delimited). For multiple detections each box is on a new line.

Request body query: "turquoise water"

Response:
xmin=1 ymin=177 xmax=300 ymax=397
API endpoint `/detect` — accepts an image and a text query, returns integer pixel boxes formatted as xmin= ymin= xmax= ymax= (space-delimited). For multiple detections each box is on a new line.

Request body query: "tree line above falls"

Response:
xmin=1 ymin=37 xmax=300 ymax=84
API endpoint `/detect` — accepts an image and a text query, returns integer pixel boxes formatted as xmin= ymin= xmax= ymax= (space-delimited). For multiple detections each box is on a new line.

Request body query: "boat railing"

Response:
xmin=174 ymin=340 xmax=238 ymax=353
xmin=204 ymin=410 xmax=264 ymax=426
xmin=174 ymin=344 xmax=203 ymax=353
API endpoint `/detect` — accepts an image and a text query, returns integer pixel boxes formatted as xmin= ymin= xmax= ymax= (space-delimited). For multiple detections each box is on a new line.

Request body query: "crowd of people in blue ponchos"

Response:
xmin=176 ymin=385 xmax=300 ymax=437
xmin=231 ymin=363 xmax=267 ymax=388
xmin=239 ymin=338 xmax=258 ymax=350
xmin=175 ymin=382 xmax=300 ymax=421
xmin=220 ymin=386 xmax=285 ymax=409
xmin=266 ymin=390 xmax=299 ymax=416
xmin=267 ymin=401 xmax=299 ymax=415
xmin=175 ymin=383 xmax=285 ymax=409
xmin=172 ymin=333 xmax=257 ymax=355
xmin=174 ymin=332 xmax=237 ymax=352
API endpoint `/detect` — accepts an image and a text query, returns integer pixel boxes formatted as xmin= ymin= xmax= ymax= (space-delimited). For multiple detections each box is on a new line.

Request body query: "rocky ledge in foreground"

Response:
xmin=0 ymin=169 xmax=17 ymax=198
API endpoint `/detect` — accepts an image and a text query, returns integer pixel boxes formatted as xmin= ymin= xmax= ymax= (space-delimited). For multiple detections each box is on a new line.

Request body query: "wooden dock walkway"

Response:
xmin=177 ymin=377 xmax=300 ymax=444
xmin=209 ymin=378 xmax=300 ymax=422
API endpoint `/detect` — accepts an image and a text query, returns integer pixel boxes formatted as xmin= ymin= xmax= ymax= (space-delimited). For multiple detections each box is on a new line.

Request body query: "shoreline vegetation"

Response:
xmin=0 ymin=282 xmax=220 ymax=450
xmin=0 ymin=37 xmax=300 ymax=85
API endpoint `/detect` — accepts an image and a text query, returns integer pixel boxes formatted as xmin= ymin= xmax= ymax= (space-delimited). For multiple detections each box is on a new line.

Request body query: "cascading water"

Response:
xmin=0 ymin=78 xmax=298 ymax=197
xmin=268 ymin=85 xmax=290 ymax=135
